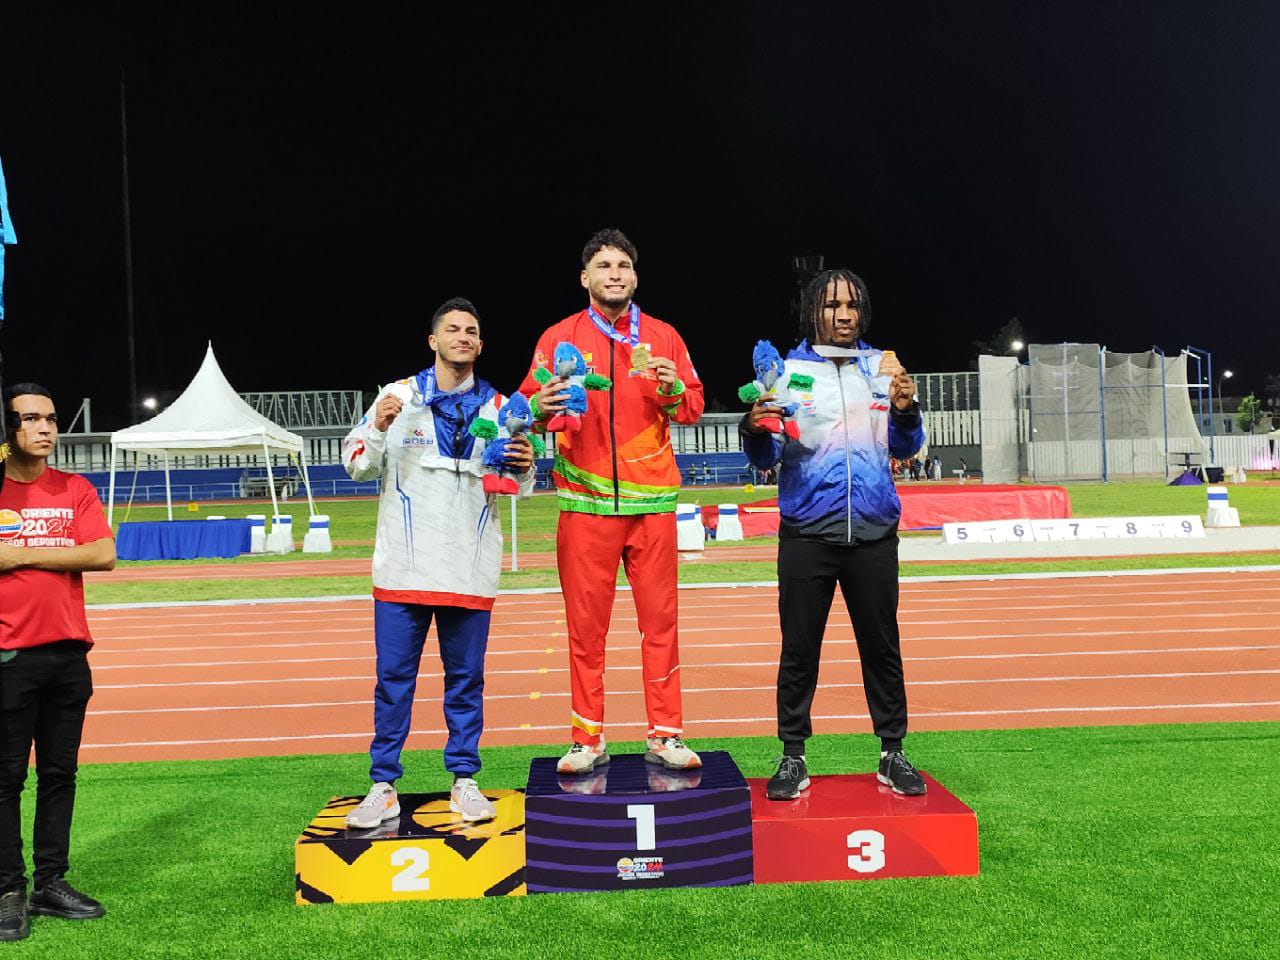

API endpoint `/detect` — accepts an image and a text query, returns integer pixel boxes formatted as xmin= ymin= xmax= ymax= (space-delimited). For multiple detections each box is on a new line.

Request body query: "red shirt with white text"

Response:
xmin=0 ymin=468 xmax=114 ymax=649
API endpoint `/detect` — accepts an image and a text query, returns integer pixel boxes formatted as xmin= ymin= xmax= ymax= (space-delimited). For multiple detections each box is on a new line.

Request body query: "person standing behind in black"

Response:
xmin=741 ymin=269 xmax=928 ymax=800
xmin=0 ymin=384 xmax=114 ymax=940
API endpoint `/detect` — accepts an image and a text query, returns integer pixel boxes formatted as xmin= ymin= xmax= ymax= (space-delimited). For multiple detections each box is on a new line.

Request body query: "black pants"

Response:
xmin=776 ymin=536 xmax=907 ymax=752
xmin=0 ymin=641 xmax=93 ymax=892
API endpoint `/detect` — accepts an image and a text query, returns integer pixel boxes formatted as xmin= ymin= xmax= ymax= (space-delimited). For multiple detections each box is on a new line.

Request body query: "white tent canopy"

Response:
xmin=107 ymin=342 xmax=315 ymax=525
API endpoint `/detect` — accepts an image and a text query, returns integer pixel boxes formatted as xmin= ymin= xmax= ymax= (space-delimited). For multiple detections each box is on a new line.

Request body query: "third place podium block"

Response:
xmin=524 ymin=751 xmax=753 ymax=894
xmin=749 ymin=773 xmax=978 ymax=883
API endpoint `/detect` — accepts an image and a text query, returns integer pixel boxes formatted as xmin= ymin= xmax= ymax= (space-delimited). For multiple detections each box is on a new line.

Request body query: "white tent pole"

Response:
xmin=163 ymin=450 xmax=174 ymax=521
xmin=107 ymin=442 xmax=117 ymax=526
xmin=299 ymin=445 xmax=317 ymax=516
xmin=263 ymin=437 xmax=281 ymax=540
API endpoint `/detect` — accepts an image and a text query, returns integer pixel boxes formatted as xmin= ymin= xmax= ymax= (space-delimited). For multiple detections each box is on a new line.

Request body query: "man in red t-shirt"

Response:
xmin=0 ymin=383 xmax=114 ymax=940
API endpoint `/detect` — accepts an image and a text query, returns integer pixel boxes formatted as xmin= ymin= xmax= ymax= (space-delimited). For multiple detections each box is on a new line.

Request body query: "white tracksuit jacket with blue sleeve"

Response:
xmin=342 ymin=370 xmax=534 ymax=609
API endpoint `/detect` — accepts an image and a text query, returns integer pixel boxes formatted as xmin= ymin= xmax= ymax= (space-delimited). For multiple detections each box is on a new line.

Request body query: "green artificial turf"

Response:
xmin=20 ymin=724 xmax=1280 ymax=959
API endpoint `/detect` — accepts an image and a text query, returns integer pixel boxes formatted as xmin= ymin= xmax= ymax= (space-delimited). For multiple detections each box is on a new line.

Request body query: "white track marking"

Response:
xmin=86 ymin=669 xmax=1280 ymax=718
xmin=80 ymin=699 xmax=1280 ymax=750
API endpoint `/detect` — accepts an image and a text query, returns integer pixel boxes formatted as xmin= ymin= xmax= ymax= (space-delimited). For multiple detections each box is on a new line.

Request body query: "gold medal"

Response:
xmin=630 ymin=346 xmax=651 ymax=371
xmin=881 ymin=350 xmax=901 ymax=376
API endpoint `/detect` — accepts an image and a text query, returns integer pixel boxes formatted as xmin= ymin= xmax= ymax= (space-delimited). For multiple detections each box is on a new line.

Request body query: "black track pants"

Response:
xmin=776 ymin=536 xmax=907 ymax=749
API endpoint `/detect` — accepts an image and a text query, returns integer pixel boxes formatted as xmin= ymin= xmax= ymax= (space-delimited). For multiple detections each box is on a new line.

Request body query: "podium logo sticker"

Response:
xmin=0 ymin=510 xmax=22 ymax=541
xmin=616 ymin=856 xmax=664 ymax=880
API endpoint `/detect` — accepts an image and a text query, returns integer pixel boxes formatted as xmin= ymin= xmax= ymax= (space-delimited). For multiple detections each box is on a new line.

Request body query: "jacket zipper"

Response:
xmin=835 ymin=365 xmax=853 ymax=543
xmin=609 ymin=336 xmax=620 ymax=513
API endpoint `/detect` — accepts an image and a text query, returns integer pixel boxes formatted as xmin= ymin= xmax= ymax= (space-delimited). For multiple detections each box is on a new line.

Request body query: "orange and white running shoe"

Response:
xmin=557 ymin=739 xmax=610 ymax=775
xmin=346 ymin=781 xmax=400 ymax=829
xmin=645 ymin=736 xmax=702 ymax=770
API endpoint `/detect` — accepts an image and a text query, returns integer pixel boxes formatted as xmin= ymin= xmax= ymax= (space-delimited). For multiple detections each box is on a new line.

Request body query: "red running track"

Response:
xmin=80 ymin=569 xmax=1280 ymax=764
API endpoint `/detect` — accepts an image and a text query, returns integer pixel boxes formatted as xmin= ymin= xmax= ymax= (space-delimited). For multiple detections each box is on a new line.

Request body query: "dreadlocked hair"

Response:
xmin=798 ymin=268 xmax=871 ymax=345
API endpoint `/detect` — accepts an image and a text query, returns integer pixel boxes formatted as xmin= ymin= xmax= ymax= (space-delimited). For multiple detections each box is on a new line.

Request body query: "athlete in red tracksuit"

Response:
xmin=520 ymin=229 xmax=704 ymax=774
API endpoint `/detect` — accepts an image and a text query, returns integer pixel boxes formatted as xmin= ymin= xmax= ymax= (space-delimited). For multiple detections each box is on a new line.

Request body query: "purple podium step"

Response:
xmin=524 ymin=751 xmax=753 ymax=894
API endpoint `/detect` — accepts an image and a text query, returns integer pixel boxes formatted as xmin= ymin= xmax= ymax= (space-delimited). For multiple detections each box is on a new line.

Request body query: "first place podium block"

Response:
xmin=524 ymin=751 xmax=753 ymax=894
xmin=295 ymin=791 xmax=526 ymax=904
xmin=749 ymin=773 xmax=978 ymax=884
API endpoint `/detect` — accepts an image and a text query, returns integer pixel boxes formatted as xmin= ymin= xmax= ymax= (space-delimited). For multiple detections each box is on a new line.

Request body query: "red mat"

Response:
xmin=702 ymin=485 xmax=1070 ymax=536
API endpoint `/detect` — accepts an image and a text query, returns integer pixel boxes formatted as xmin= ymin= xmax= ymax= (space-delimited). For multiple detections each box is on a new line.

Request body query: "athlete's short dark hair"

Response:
xmin=799 ymin=269 xmax=872 ymax=344
xmin=430 ymin=297 xmax=481 ymax=336
xmin=581 ymin=228 xmax=638 ymax=268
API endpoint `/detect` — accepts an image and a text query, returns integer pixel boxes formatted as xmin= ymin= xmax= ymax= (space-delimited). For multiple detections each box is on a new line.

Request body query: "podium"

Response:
xmin=749 ymin=773 xmax=978 ymax=883
xmin=295 ymin=791 xmax=526 ymax=904
xmin=524 ymin=751 xmax=753 ymax=894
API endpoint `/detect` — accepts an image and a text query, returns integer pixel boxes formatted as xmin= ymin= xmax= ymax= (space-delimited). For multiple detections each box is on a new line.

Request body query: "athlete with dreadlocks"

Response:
xmin=741 ymin=268 xmax=928 ymax=800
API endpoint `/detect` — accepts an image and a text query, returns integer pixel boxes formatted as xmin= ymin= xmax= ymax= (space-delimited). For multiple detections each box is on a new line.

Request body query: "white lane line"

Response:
xmin=81 ymin=566 xmax=1280 ymax=613
xmin=79 ymin=699 xmax=1280 ymax=750
xmin=89 ymin=643 xmax=1280 ymax=690
xmin=85 ymin=669 xmax=1280 ymax=717
xmin=87 ymin=632 xmax=1280 ymax=670
xmin=81 ymin=626 xmax=1280 ymax=662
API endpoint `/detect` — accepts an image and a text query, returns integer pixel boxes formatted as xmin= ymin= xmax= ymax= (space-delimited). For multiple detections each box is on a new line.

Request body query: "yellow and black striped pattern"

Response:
xmin=295 ymin=790 xmax=526 ymax=904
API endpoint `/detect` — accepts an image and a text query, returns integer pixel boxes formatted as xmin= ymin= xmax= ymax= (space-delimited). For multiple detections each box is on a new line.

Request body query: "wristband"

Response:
xmin=657 ymin=378 xmax=685 ymax=398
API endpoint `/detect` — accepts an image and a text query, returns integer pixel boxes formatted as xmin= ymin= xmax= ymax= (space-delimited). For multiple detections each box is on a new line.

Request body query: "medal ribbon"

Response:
xmin=587 ymin=302 xmax=641 ymax=347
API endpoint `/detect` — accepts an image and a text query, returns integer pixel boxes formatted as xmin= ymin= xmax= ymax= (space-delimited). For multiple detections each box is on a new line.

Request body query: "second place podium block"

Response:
xmin=524 ymin=751 xmax=753 ymax=894
xmin=295 ymin=791 xmax=526 ymax=904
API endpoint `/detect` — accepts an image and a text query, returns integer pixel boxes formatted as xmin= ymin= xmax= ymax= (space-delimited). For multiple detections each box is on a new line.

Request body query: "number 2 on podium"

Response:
xmin=391 ymin=847 xmax=431 ymax=891
xmin=627 ymin=804 xmax=657 ymax=850
xmin=847 ymin=829 xmax=886 ymax=874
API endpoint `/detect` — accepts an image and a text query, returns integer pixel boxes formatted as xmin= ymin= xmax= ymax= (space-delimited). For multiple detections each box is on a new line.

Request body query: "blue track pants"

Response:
xmin=369 ymin=600 xmax=491 ymax=783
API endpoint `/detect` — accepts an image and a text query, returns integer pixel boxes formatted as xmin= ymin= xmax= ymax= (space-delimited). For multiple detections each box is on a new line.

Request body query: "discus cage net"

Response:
xmin=980 ymin=344 xmax=1272 ymax=482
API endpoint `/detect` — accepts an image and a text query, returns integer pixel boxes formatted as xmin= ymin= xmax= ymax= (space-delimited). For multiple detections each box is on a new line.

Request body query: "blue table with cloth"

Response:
xmin=116 ymin=519 xmax=252 ymax=561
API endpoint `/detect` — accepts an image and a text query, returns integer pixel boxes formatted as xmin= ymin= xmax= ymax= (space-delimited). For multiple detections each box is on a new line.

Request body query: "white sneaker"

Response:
xmin=450 ymin=778 xmax=497 ymax=823
xmin=556 ymin=739 xmax=610 ymax=775
xmin=346 ymin=781 xmax=400 ymax=828
xmin=645 ymin=736 xmax=702 ymax=770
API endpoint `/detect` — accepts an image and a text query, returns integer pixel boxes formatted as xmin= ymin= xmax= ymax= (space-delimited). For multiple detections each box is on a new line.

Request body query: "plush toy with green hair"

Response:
xmin=530 ymin=341 xmax=611 ymax=434
xmin=738 ymin=340 xmax=806 ymax=440
xmin=468 ymin=391 xmax=545 ymax=495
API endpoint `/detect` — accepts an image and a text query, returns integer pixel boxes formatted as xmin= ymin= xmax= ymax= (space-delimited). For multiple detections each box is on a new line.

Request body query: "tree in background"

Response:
xmin=969 ymin=316 xmax=1026 ymax=370
xmin=1237 ymin=394 xmax=1262 ymax=433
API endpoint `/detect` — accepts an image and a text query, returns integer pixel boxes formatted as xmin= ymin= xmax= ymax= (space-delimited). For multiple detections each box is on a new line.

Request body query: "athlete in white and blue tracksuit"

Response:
xmin=742 ymin=269 xmax=928 ymax=797
xmin=343 ymin=365 xmax=534 ymax=786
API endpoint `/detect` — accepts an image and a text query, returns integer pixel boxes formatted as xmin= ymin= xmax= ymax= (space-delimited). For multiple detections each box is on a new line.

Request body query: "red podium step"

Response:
xmin=749 ymin=773 xmax=978 ymax=883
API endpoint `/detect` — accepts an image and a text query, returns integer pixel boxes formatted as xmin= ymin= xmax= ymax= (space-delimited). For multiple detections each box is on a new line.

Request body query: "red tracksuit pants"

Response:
xmin=557 ymin=510 xmax=683 ymax=745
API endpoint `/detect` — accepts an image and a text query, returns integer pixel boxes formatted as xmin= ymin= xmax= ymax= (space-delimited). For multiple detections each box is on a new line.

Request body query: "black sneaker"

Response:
xmin=0 ymin=890 xmax=29 ymax=941
xmin=766 ymin=755 xmax=810 ymax=800
xmin=28 ymin=877 xmax=105 ymax=920
xmin=877 ymin=751 xmax=927 ymax=795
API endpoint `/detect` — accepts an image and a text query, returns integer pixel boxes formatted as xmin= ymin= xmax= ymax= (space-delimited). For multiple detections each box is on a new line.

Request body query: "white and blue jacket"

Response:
xmin=741 ymin=340 xmax=925 ymax=545
xmin=343 ymin=370 xmax=533 ymax=609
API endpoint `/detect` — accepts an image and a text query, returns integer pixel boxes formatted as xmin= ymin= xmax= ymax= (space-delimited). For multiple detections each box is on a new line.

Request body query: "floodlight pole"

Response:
xmin=1098 ymin=346 xmax=1108 ymax=482
xmin=1185 ymin=346 xmax=1214 ymax=465
xmin=1152 ymin=346 xmax=1169 ymax=481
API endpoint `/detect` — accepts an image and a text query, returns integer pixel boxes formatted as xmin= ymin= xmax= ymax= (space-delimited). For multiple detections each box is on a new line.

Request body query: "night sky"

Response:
xmin=3 ymin=4 xmax=1278 ymax=428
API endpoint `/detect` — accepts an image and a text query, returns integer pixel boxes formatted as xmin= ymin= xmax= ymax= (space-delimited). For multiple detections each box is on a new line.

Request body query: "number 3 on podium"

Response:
xmin=391 ymin=847 xmax=431 ymax=892
xmin=847 ymin=829 xmax=886 ymax=874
